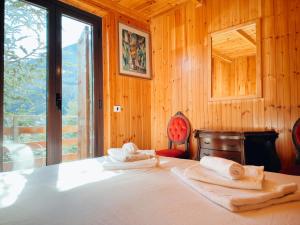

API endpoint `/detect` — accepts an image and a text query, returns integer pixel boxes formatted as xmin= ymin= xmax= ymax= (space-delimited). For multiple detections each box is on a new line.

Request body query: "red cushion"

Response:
xmin=156 ymin=149 xmax=185 ymax=158
xmin=167 ymin=116 xmax=189 ymax=142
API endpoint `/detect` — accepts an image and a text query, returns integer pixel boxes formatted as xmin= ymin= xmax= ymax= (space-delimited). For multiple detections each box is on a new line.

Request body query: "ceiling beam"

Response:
xmin=212 ymin=50 xmax=233 ymax=63
xmin=60 ymin=0 xmax=108 ymax=17
xmin=235 ymin=29 xmax=256 ymax=47
xmin=150 ymin=0 xmax=195 ymax=19
xmin=61 ymin=0 xmax=150 ymax=24
xmin=192 ymin=0 xmax=205 ymax=7
xmin=86 ymin=0 xmax=150 ymax=23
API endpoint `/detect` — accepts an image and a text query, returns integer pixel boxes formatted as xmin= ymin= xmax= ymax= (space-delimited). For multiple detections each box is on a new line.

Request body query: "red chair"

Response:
xmin=156 ymin=111 xmax=191 ymax=158
xmin=292 ymin=118 xmax=300 ymax=165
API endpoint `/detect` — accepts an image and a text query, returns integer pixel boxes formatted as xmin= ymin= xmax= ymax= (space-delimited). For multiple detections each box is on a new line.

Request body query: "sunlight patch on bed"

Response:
xmin=0 ymin=172 xmax=27 ymax=208
xmin=56 ymin=159 xmax=122 ymax=192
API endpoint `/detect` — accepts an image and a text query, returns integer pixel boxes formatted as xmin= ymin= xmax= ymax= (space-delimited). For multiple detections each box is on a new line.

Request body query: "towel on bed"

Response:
xmin=102 ymin=156 xmax=159 ymax=170
xmin=122 ymin=142 xmax=138 ymax=154
xmin=108 ymin=148 xmax=156 ymax=162
xmin=185 ymin=164 xmax=264 ymax=190
xmin=171 ymin=167 xmax=300 ymax=212
xmin=200 ymin=156 xmax=245 ymax=180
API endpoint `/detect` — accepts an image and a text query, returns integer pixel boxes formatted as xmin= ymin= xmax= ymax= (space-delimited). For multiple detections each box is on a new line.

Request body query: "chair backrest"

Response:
xmin=292 ymin=118 xmax=300 ymax=164
xmin=167 ymin=111 xmax=191 ymax=150
xmin=292 ymin=118 xmax=300 ymax=149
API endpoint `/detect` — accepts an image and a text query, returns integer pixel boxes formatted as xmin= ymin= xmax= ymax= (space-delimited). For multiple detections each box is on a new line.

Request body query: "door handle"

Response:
xmin=56 ymin=93 xmax=62 ymax=112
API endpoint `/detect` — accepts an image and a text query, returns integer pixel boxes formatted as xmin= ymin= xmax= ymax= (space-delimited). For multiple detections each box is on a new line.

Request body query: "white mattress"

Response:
xmin=1 ymin=157 xmax=300 ymax=225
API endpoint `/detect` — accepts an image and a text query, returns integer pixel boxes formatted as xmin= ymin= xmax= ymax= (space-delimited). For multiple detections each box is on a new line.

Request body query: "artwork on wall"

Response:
xmin=118 ymin=22 xmax=151 ymax=79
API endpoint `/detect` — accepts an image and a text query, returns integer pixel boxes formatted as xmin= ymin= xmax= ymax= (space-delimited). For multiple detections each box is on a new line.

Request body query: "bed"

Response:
xmin=1 ymin=157 xmax=300 ymax=225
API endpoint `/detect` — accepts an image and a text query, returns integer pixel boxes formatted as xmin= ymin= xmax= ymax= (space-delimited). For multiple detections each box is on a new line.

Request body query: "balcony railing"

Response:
xmin=2 ymin=115 xmax=79 ymax=171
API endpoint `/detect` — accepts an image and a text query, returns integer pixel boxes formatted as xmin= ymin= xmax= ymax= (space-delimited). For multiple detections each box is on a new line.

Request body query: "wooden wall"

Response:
xmin=103 ymin=13 xmax=151 ymax=152
xmin=212 ymin=56 xmax=256 ymax=98
xmin=150 ymin=0 xmax=300 ymax=169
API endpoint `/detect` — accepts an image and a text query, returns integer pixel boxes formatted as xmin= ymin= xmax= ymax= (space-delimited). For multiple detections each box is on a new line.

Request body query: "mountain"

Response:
xmin=4 ymin=43 xmax=79 ymax=116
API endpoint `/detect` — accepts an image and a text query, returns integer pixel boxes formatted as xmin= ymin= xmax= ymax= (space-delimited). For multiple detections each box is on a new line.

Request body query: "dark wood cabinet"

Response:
xmin=194 ymin=130 xmax=281 ymax=172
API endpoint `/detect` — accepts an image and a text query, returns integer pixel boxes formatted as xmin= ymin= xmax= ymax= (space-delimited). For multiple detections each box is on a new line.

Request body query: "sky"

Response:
xmin=8 ymin=13 xmax=89 ymax=58
xmin=62 ymin=15 xmax=90 ymax=48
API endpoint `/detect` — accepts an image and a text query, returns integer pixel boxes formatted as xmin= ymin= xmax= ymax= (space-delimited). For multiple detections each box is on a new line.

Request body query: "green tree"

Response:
xmin=4 ymin=0 xmax=47 ymax=118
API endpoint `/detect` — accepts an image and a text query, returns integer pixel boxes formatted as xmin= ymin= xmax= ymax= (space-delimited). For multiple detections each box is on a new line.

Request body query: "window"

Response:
xmin=0 ymin=0 xmax=103 ymax=172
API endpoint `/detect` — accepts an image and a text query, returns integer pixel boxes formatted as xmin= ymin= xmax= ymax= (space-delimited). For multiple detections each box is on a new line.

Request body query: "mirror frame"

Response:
xmin=208 ymin=19 xmax=262 ymax=101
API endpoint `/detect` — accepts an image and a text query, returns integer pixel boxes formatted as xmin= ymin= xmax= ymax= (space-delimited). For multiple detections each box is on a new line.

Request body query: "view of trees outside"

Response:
xmin=3 ymin=0 xmax=88 ymax=169
xmin=4 ymin=0 xmax=48 ymax=167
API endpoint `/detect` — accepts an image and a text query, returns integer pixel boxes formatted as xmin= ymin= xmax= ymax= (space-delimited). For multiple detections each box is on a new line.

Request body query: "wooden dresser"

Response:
xmin=194 ymin=130 xmax=281 ymax=172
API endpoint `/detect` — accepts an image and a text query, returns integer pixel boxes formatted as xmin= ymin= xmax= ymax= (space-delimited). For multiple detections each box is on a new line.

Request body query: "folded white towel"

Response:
xmin=102 ymin=156 xmax=160 ymax=170
xmin=172 ymin=167 xmax=300 ymax=212
xmin=122 ymin=142 xmax=138 ymax=154
xmin=200 ymin=156 xmax=245 ymax=180
xmin=184 ymin=164 xmax=264 ymax=190
xmin=108 ymin=148 xmax=156 ymax=162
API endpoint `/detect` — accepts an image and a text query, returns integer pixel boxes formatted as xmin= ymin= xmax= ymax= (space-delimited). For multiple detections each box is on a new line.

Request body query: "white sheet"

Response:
xmin=1 ymin=157 xmax=300 ymax=225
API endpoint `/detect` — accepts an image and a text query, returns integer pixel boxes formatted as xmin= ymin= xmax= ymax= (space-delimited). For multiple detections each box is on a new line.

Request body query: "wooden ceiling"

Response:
xmin=212 ymin=23 xmax=256 ymax=61
xmin=59 ymin=0 xmax=205 ymax=23
xmin=61 ymin=0 xmax=203 ymax=23
xmin=106 ymin=0 xmax=191 ymax=18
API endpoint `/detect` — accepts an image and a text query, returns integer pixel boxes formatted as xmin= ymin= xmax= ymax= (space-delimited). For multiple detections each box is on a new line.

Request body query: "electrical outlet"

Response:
xmin=113 ymin=105 xmax=122 ymax=112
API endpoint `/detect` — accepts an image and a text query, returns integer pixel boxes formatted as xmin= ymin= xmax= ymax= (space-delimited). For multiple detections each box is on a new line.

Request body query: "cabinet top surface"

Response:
xmin=194 ymin=129 xmax=278 ymax=138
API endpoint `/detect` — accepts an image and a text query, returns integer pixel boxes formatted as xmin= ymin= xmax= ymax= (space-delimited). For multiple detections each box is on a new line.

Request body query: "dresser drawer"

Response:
xmin=200 ymin=138 xmax=242 ymax=151
xmin=200 ymin=148 xmax=242 ymax=163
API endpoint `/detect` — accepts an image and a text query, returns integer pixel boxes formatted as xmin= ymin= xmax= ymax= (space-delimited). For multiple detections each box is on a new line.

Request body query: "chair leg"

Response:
xmin=184 ymin=141 xmax=190 ymax=159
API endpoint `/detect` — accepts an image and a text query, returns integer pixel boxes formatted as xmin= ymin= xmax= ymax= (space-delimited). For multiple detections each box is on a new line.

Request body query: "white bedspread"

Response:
xmin=1 ymin=157 xmax=300 ymax=225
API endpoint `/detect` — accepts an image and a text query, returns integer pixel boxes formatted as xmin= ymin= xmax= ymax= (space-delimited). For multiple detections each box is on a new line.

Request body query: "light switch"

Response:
xmin=113 ymin=105 xmax=122 ymax=112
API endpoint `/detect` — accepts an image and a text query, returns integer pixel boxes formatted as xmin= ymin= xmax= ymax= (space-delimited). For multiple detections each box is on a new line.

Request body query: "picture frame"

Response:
xmin=118 ymin=22 xmax=151 ymax=79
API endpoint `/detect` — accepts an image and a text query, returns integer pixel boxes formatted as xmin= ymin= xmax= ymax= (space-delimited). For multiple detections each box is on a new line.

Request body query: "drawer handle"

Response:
xmin=204 ymin=141 xmax=210 ymax=144
xmin=203 ymin=153 xmax=210 ymax=156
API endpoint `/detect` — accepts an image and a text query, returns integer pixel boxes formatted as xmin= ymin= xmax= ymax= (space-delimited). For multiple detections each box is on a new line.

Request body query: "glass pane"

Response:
xmin=61 ymin=15 xmax=94 ymax=162
xmin=3 ymin=0 xmax=48 ymax=171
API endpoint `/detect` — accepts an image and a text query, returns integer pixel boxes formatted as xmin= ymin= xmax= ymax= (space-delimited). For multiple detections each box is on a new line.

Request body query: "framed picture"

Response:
xmin=118 ymin=23 xmax=151 ymax=79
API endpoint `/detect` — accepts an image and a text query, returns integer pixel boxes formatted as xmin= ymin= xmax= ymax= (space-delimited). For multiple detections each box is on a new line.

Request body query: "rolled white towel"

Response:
xmin=184 ymin=164 xmax=264 ymax=190
xmin=108 ymin=148 xmax=152 ymax=162
xmin=200 ymin=156 xmax=245 ymax=180
xmin=122 ymin=142 xmax=138 ymax=154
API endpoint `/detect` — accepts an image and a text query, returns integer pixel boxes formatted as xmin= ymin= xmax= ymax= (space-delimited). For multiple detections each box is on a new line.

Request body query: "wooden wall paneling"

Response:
xmin=241 ymin=100 xmax=253 ymax=130
xmin=161 ymin=14 xmax=171 ymax=147
xmin=202 ymin=4 xmax=210 ymax=129
xmin=240 ymin=0 xmax=250 ymax=24
xmin=150 ymin=0 xmax=300 ymax=167
xmin=103 ymin=12 xmax=151 ymax=152
xmin=151 ymin=15 xmax=164 ymax=148
xmin=231 ymin=100 xmax=242 ymax=129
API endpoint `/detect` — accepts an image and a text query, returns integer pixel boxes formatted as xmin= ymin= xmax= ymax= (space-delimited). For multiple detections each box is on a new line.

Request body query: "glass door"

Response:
xmin=0 ymin=0 xmax=103 ymax=172
xmin=61 ymin=15 xmax=94 ymax=162
xmin=2 ymin=0 xmax=48 ymax=172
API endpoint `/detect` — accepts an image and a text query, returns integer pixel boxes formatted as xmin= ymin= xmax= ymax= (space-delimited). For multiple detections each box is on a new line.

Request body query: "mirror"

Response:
xmin=208 ymin=20 xmax=261 ymax=101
